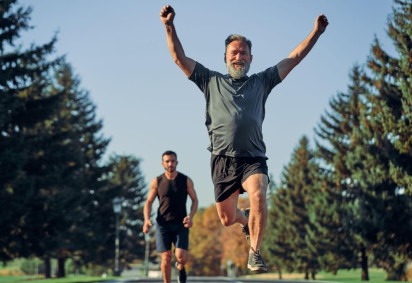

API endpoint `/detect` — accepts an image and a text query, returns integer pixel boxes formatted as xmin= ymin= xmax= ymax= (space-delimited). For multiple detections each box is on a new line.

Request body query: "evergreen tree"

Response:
xmin=314 ymin=66 xmax=367 ymax=278
xmin=264 ymin=183 xmax=296 ymax=279
xmin=48 ymin=62 xmax=112 ymax=277
xmin=48 ymin=63 xmax=112 ymax=275
xmin=0 ymin=0 xmax=62 ymax=263
xmin=272 ymin=137 xmax=322 ymax=279
xmin=106 ymin=154 xmax=147 ymax=267
xmin=359 ymin=0 xmax=412 ymax=279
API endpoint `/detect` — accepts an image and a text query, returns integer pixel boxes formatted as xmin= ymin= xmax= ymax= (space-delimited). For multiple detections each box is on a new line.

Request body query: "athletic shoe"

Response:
xmin=240 ymin=208 xmax=250 ymax=244
xmin=247 ymin=248 xmax=268 ymax=272
xmin=176 ymin=262 xmax=187 ymax=283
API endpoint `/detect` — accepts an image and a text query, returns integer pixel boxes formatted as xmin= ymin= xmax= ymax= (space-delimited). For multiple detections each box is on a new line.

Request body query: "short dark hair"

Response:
xmin=225 ymin=34 xmax=252 ymax=53
xmin=162 ymin=150 xmax=177 ymax=160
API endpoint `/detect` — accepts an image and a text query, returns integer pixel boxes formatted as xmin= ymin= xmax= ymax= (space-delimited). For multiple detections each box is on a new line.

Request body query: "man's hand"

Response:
xmin=143 ymin=220 xmax=152 ymax=234
xmin=160 ymin=5 xmax=175 ymax=25
xmin=315 ymin=14 xmax=329 ymax=34
xmin=183 ymin=215 xmax=193 ymax=228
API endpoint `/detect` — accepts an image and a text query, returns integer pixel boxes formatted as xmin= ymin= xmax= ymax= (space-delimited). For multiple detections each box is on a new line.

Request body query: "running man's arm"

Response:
xmin=160 ymin=5 xmax=196 ymax=78
xmin=183 ymin=177 xmax=198 ymax=228
xmin=143 ymin=178 xmax=158 ymax=234
xmin=276 ymin=14 xmax=329 ymax=81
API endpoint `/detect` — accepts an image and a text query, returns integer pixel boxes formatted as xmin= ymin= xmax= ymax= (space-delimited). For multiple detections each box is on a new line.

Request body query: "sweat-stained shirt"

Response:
xmin=189 ymin=62 xmax=282 ymax=158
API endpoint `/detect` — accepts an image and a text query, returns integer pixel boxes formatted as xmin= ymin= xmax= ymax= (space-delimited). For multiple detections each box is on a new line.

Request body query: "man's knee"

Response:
xmin=216 ymin=193 xmax=240 ymax=227
xmin=161 ymin=251 xmax=172 ymax=264
xmin=219 ymin=213 xmax=236 ymax=226
xmin=175 ymin=249 xmax=188 ymax=265
xmin=176 ymin=256 xmax=187 ymax=265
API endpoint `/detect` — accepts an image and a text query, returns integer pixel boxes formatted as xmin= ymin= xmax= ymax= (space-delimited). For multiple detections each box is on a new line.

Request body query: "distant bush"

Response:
xmin=20 ymin=258 xmax=42 ymax=275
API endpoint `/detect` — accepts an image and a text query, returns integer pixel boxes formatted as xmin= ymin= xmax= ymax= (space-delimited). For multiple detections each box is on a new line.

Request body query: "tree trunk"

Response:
xmin=311 ymin=271 xmax=316 ymax=280
xmin=44 ymin=257 xmax=51 ymax=278
xmin=276 ymin=264 xmax=282 ymax=279
xmin=304 ymin=270 xmax=309 ymax=280
xmin=56 ymin=257 xmax=66 ymax=278
xmin=360 ymin=244 xmax=369 ymax=281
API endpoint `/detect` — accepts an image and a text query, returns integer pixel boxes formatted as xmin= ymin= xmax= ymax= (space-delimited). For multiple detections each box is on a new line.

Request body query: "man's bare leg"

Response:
xmin=242 ymin=173 xmax=268 ymax=250
xmin=243 ymin=173 xmax=268 ymax=271
xmin=160 ymin=251 xmax=172 ymax=283
xmin=175 ymin=248 xmax=187 ymax=283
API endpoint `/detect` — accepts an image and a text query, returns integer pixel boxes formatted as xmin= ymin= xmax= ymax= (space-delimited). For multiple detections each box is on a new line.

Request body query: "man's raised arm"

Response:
xmin=276 ymin=14 xmax=329 ymax=81
xmin=160 ymin=5 xmax=196 ymax=78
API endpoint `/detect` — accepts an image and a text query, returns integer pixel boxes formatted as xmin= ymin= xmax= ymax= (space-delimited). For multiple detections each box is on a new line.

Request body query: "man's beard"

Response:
xmin=227 ymin=61 xmax=250 ymax=80
xmin=164 ymin=166 xmax=176 ymax=173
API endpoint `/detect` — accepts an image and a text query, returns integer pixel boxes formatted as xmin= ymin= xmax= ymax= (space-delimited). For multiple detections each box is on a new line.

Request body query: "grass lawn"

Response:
xmin=0 ymin=275 xmax=111 ymax=283
xmin=317 ymin=268 xmax=399 ymax=283
xmin=0 ymin=260 xmax=111 ymax=283
xmin=0 ymin=266 xmax=402 ymax=283
xmin=242 ymin=268 xmax=400 ymax=283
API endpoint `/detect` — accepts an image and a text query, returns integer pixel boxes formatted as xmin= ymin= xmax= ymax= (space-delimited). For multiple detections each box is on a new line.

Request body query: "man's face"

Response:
xmin=225 ymin=40 xmax=252 ymax=79
xmin=162 ymin=154 xmax=177 ymax=172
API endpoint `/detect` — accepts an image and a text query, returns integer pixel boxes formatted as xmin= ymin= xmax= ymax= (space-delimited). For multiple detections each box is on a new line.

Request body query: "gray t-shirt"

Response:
xmin=189 ymin=62 xmax=282 ymax=158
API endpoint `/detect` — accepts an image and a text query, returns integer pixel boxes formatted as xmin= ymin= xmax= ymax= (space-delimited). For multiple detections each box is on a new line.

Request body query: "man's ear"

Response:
xmin=224 ymin=53 xmax=226 ymax=63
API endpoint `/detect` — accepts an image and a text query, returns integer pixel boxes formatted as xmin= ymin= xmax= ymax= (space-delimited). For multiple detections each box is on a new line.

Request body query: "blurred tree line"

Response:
xmin=263 ymin=0 xmax=411 ymax=281
xmin=184 ymin=0 xmax=412 ymax=281
xmin=1 ymin=0 xmax=411 ymax=281
xmin=0 ymin=0 xmax=147 ymax=278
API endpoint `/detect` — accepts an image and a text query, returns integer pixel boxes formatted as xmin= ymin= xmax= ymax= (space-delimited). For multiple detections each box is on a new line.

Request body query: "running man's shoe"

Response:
xmin=247 ymin=248 xmax=268 ymax=272
xmin=240 ymin=208 xmax=250 ymax=244
xmin=176 ymin=262 xmax=187 ymax=283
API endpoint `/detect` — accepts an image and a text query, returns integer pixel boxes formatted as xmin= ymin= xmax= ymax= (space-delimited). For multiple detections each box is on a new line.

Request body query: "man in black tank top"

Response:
xmin=143 ymin=150 xmax=198 ymax=283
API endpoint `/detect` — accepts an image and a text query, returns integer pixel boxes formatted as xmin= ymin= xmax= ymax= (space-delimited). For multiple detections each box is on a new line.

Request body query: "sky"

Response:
xmin=18 ymin=0 xmax=395 ymax=208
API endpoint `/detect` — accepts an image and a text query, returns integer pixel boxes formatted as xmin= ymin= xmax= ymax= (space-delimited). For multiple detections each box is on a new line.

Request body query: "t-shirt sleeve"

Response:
xmin=188 ymin=62 xmax=211 ymax=93
xmin=257 ymin=65 xmax=282 ymax=94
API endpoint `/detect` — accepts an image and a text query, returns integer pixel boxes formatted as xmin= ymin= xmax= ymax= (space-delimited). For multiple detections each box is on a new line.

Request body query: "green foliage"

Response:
xmin=20 ymin=258 xmax=41 ymax=275
xmin=357 ymin=0 xmax=412 ymax=278
xmin=265 ymin=1 xmax=412 ymax=281
xmin=0 ymin=0 xmax=63 ymax=262
xmin=265 ymin=137 xmax=325 ymax=279
xmin=0 ymin=0 xmax=147 ymax=278
xmin=104 ymin=155 xmax=147 ymax=265
xmin=314 ymin=66 xmax=368 ymax=275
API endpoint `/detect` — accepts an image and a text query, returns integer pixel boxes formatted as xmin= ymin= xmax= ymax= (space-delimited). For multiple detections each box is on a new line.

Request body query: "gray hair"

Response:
xmin=224 ymin=34 xmax=252 ymax=53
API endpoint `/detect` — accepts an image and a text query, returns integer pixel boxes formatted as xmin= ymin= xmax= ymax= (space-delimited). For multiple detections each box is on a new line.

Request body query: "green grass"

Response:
xmin=0 ymin=275 xmax=111 ymax=283
xmin=0 ymin=267 xmax=402 ymax=283
xmin=295 ymin=268 xmax=399 ymax=283
xmin=241 ymin=268 xmax=400 ymax=283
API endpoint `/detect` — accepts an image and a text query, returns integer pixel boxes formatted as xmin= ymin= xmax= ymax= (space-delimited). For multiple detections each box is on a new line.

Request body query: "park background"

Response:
xmin=1 ymin=0 xmax=411 ymax=282
xmin=18 ymin=0 xmax=394 ymax=208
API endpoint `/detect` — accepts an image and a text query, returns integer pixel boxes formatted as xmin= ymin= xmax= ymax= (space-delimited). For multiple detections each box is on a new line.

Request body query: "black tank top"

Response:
xmin=156 ymin=172 xmax=188 ymax=225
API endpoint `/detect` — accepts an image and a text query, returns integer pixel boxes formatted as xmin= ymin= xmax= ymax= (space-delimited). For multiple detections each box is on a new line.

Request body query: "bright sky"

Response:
xmin=19 ymin=0 xmax=394 ymax=208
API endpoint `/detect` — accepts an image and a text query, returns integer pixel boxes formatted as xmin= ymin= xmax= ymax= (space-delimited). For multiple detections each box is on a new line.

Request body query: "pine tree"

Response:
xmin=264 ymin=184 xmax=296 ymax=278
xmin=0 ymin=0 xmax=62 ymax=263
xmin=360 ymin=0 xmax=412 ymax=279
xmin=105 ymin=154 xmax=147 ymax=266
xmin=48 ymin=63 xmax=111 ymax=275
xmin=314 ymin=66 xmax=367 ymax=278
xmin=272 ymin=137 xmax=322 ymax=279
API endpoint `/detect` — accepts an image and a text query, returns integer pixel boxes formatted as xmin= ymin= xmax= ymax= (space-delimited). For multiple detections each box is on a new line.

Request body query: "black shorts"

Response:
xmin=155 ymin=222 xmax=189 ymax=252
xmin=211 ymin=154 xmax=269 ymax=203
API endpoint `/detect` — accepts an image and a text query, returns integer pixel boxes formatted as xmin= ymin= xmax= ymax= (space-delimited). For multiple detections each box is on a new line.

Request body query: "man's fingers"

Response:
xmin=320 ymin=14 xmax=329 ymax=26
xmin=161 ymin=5 xmax=174 ymax=18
